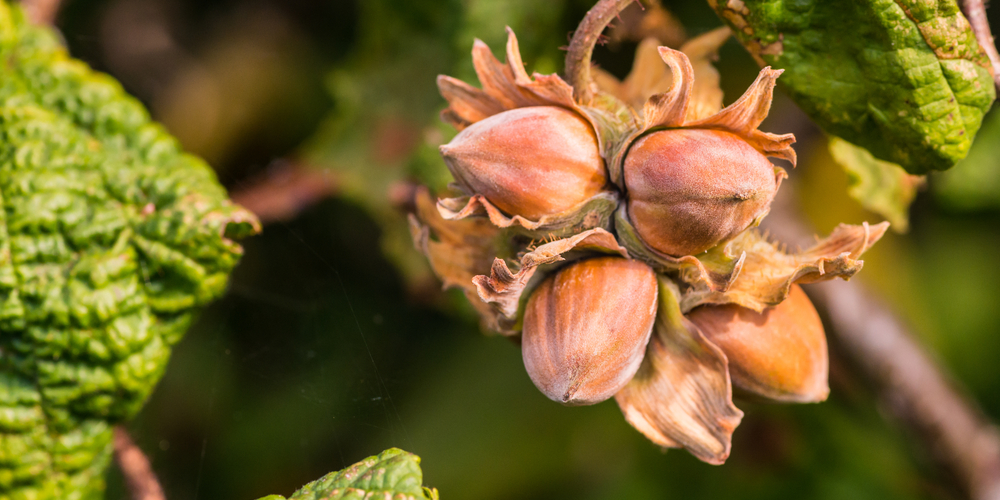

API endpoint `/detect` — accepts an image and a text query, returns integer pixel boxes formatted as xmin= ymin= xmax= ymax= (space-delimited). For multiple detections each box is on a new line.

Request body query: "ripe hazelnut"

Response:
xmin=623 ymin=128 xmax=783 ymax=256
xmin=440 ymin=106 xmax=607 ymax=220
xmin=522 ymin=257 xmax=658 ymax=406
xmin=687 ymin=285 xmax=828 ymax=403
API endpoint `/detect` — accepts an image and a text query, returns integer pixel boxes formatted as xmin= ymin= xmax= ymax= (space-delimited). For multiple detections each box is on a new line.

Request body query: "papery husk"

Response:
xmin=615 ymin=206 xmax=889 ymax=313
xmin=437 ymin=189 xmax=619 ymax=239
xmin=471 ymin=228 xmax=628 ymax=335
xmin=680 ymin=222 xmax=890 ymax=312
xmin=590 ymin=27 xmax=733 ymax=178
xmin=615 ymin=278 xmax=743 ymax=464
xmin=408 ymin=187 xmax=507 ymax=323
xmin=606 ymin=41 xmax=796 ymax=188
xmin=593 ymin=27 xmax=730 ymax=121
xmin=680 ymin=27 xmax=730 ymax=121
xmin=436 ymin=28 xmax=631 ymax=234
xmin=593 ymin=37 xmax=678 ymax=113
xmin=438 ymin=27 xmax=604 ymax=147
xmin=614 ymin=204 xmax=746 ymax=291
xmin=689 ymin=285 xmax=829 ymax=403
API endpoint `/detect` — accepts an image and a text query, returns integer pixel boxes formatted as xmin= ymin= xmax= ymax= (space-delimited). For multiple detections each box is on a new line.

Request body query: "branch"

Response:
xmin=564 ymin=0 xmax=638 ymax=104
xmin=961 ymin=0 xmax=1000 ymax=90
xmin=19 ymin=0 xmax=62 ymax=26
xmin=113 ymin=426 xmax=167 ymax=500
xmin=814 ymin=280 xmax=1000 ymax=500
xmin=229 ymin=160 xmax=339 ymax=224
xmin=764 ymin=187 xmax=1000 ymax=500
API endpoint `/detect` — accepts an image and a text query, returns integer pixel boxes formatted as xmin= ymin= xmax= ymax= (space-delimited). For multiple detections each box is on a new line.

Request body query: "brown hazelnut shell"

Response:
xmin=440 ymin=106 xmax=607 ymax=221
xmin=687 ymin=285 xmax=829 ymax=403
xmin=522 ymin=256 xmax=658 ymax=406
xmin=623 ymin=128 xmax=784 ymax=256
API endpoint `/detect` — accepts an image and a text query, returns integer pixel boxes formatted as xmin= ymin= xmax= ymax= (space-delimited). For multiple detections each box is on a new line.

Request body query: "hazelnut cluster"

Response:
xmin=410 ymin=27 xmax=887 ymax=464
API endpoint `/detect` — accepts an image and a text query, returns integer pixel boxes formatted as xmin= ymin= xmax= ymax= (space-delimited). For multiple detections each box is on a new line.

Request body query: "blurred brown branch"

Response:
xmin=815 ymin=281 xmax=1000 ymax=500
xmin=113 ymin=426 xmax=166 ymax=500
xmin=962 ymin=0 xmax=1000 ymax=90
xmin=230 ymin=161 xmax=339 ymax=224
xmin=19 ymin=0 xmax=61 ymax=25
xmin=765 ymin=188 xmax=1000 ymax=500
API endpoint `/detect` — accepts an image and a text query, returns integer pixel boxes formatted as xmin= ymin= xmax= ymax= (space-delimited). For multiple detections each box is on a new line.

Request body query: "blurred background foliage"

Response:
xmin=45 ymin=0 xmax=1000 ymax=498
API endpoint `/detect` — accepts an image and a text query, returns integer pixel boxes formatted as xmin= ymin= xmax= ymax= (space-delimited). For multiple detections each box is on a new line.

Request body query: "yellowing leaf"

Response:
xmin=829 ymin=137 xmax=926 ymax=231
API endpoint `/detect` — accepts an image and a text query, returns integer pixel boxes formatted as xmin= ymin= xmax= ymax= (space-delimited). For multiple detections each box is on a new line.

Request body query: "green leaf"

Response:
xmin=0 ymin=2 xmax=258 ymax=498
xmin=711 ymin=0 xmax=997 ymax=174
xmin=261 ymin=448 xmax=440 ymax=500
xmin=934 ymin=105 xmax=1000 ymax=210
xmin=828 ymin=136 xmax=925 ymax=232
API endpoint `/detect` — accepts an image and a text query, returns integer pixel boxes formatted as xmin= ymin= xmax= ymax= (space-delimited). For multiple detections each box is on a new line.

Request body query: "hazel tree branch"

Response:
xmin=764 ymin=187 xmax=1000 ymax=500
xmin=565 ymin=0 xmax=638 ymax=103
xmin=962 ymin=0 xmax=1000 ymax=90
xmin=113 ymin=426 xmax=167 ymax=500
xmin=229 ymin=160 xmax=340 ymax=224
xmin=814 ymin=280 xmax=1000 ymax=500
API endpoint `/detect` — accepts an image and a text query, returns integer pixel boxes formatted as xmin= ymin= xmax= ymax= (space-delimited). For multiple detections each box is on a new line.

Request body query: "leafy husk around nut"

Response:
xmin=604 ymin=40 xmax=796 ymax=190
xmin=409 ymin=187 xmax=509 ymax=327
xmin=522 ymin=257 xmax=657 ymax=406
xmin=437 ymin=189 xmax=619 ymax=239
xmin=615 ymin=204 xmax=889 ymax=313
xmin=678 ymin=221 xmax=889 ymax=312
xmin=412 ymin=187 xmax=636 ymax=335
xmin=615 ymin=278 xmax=742 ymax=465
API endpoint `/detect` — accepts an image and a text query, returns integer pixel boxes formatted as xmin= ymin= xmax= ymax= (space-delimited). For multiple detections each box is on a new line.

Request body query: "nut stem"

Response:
xmin=565 ymin=0 xmax=639 ymax=103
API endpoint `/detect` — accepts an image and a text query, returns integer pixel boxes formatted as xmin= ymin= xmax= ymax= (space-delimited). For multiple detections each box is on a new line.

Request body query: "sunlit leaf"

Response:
xmin=711 ymin=0 xmax=996 ymax=174
xmin=261 ymin=448 xmax=439 ymax=500
xmin=0 ymin=3 xmax=258 ymax=497
xmin=829 ymin=136 xmax=925 ymax=231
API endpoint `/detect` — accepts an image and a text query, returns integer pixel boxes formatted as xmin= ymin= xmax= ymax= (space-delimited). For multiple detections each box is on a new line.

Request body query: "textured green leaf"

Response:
xmin=711 ymin=0 xmax=996 ymax=174
xmin=261 ymin=448 xmax=439 ymax=500
xmin=934 ymin=105 xmax=1000 ymax=210
xmin=829 ymin=136 xmax=925 ymax=231
xmin=0 ymin=2 xmax=258 ymax=498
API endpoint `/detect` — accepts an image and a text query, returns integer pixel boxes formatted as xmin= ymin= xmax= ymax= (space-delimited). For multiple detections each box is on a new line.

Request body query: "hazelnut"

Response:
xmin=440 ymin=106 xmax=607 ymax=220
xmin=687 ymin=285 xmax=828 ymax=403
xmin=522 ymin=257 xmax=658 ymax=406
xmin=623 ymin=128 xmax=784 ymax=256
